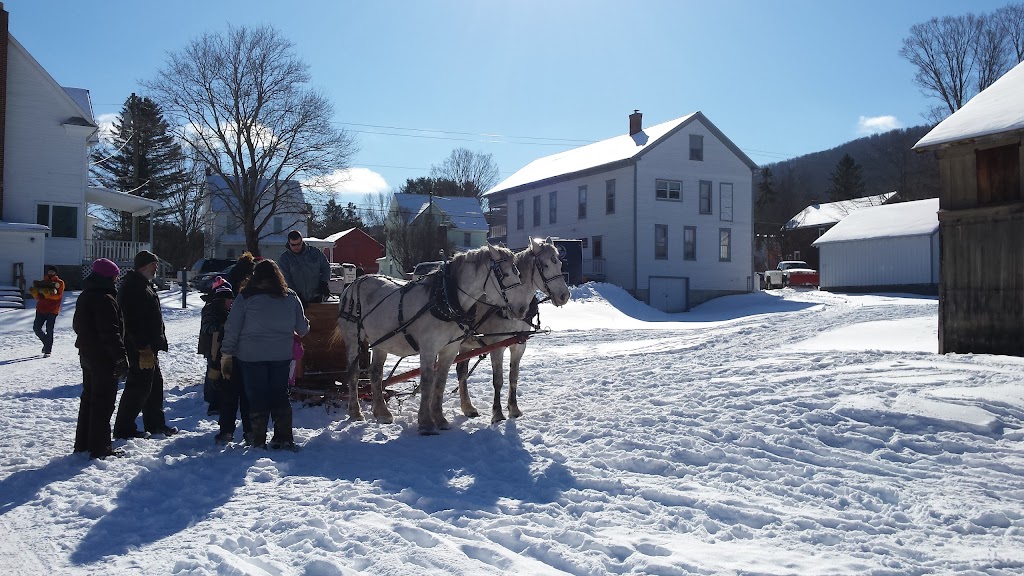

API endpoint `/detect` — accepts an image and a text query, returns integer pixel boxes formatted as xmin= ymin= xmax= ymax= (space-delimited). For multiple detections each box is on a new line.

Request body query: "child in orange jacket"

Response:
xmin=29 ymin=265 xmax=66 ymax=357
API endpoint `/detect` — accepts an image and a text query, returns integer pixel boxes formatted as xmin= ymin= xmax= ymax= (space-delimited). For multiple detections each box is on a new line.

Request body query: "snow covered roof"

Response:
xmin=87 ymin=186 xmax=163 ymax=216
xmin=323 ymin=228 xmax=357 ymax=242
xmin=812 ymin=198 xmax=939 ymax=245
xmin=391 ymin=194 xmax=488 ymax=231
xmin=914 ymin=60 xmax=1024 ymax=151
xmin=0 ymin=221 xmax=48 ymax=233
xmin=484 ymin=112 xmax=757 ymax=197
xmin=206 ymin=174 xmax=305 ymax=211
xmin=784 ymin=192 xmax=897 ymax=230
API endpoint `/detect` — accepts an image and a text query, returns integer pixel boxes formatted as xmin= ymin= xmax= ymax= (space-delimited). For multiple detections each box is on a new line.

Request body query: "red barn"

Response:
xmin=321 ymin=228 xmax=383 ymax=274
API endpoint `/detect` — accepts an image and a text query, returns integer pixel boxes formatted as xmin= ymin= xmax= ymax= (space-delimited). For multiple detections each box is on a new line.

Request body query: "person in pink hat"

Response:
xmin=72 ymin=259 xmax=129 ymax=459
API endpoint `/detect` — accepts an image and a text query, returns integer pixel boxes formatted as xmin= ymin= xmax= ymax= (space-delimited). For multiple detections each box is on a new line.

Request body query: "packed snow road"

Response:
xmin=1 ymin=285 xmax=1023 ymax=575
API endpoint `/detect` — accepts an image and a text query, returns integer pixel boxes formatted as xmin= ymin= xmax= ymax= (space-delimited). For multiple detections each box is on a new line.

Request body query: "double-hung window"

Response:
xmin=656 ymin=179 xmax=681 ymax=201
xmin=605 ymin=179 xmax=616 ymax=214
xmin=699 ymin=180 xmax=713 ymax=214
xmin=578 ymin=186 xmax=587 ymax=219
xmin=516 ymin=199 xmax=524 ymax=230
xmin=719 ymin=183 xmax=733 ymax=222
xmin=690 ymin=134 xmax=704 ymax=161
xmin=533 ymin=195 xmax=541 ymax=227
xmin=719 ymin=228 xmax=732 ymax=261
xmin=549 ymin=191 xmax=557 ymax=224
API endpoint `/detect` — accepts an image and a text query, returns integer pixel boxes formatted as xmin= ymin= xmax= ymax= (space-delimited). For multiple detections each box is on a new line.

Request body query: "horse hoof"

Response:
xmin=491 ymin=414 xmax=507 ymax=424
xmin=349 ymin=412 xmax=364 ymax=422
xmin=464 ymin=409 xmax=480 ymax=418
xmin=418 ymin=426 xmax=439 ymax=436
xmin=508 ymin=409 xmax=522 ymax=419
xmin=377 ymin=414 xmax=394 ymax=424
xmin=438 ymin=419 xmax=451 ymax=430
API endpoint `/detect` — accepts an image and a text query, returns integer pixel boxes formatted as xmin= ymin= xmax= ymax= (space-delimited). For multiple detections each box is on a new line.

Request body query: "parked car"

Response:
xmin=189 ymin=258 xmax=236 ymax=291
xmin=411 ymin=260 xmax=443 ymax=281
xmin=764 ymin=260 xmax=819 ymax=289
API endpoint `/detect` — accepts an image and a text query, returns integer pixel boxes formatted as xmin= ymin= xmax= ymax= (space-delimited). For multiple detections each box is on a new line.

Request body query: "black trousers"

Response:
xmin=74 ymin=354 xmax=118 ymax=457
xmin=113 ymin=348 xmax=167 ymax=435
xmin=218 ymin=369 xmax=252 ymax=436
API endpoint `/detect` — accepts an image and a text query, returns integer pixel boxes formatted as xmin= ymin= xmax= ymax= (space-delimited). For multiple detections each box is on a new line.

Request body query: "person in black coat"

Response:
xmin=227 ymin=251 xmax=255 ymax=297
xmin=112 ymin=250 xmax=177 ymax=438
xmin=73 ymin=259 xmax=129 ymax=459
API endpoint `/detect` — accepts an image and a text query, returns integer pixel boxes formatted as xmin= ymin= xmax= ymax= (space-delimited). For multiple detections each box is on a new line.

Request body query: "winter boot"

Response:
xmin=249 ymin=412 xmax=269 ymax=448
xmin=269 ymin=404 xmax=294 ymax=449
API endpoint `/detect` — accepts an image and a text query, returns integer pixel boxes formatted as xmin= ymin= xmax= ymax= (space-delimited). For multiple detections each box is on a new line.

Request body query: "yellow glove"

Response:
xmin=221 ymin=354 xmax=233 ymax=380
xmin=138 ymin=347 xmax=156 ymax=370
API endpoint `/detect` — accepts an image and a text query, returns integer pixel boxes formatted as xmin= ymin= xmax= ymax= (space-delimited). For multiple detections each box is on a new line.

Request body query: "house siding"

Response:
xmin=505 ymin=164 xmax=636 ymax=290
xmin=3 ymin=41 xmax=91 ymax=269
xmin=504 ymin=116 xmax=754 ymax=309
xmin=817 ymin=234 xmax=939 ymax=290
xmin=634 ymin=118 xmax=753 ymax=304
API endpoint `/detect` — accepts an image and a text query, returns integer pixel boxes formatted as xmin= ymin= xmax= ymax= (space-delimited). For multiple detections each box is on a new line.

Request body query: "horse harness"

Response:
xmin=339 ymin=254 xmax=524 ymax=353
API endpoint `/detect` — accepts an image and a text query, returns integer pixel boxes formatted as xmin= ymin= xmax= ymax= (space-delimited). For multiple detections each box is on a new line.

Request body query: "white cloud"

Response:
xmin=308 ymin=167 xmax=389 ymax=196
xmin=857 ymin=115 xmax=902 ymax=136
xmin=95 ymin=113 xmax=119 ymax=141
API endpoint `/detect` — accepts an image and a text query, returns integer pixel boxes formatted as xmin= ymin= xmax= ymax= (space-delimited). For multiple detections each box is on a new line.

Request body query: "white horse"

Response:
xmin=454 ymin=239 xmax=572 ymax=423
xmin=337 ymin=244 xmax=536 ymax=434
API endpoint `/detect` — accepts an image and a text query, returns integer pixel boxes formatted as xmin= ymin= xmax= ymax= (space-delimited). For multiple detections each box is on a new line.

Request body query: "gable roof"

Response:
xmin=323 ymin=227 xmax=382 ymax=247
xmin=391 ymin=193 xmax=488 ymax=231
xmin=914 ymin=60 xmax=1024 ymax=151
xmin=783 ymin=192 xmax=897 ymax=231
xmin=812 ymin=198 xmax=939 ymax=245
xmin=8 ymin=34 xmax=95 ymax=127
xmin=484 ymin=111 xmax=757 ymax=197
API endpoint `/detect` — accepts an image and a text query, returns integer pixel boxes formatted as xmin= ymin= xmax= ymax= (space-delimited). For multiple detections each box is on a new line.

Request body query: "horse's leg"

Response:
xmin=507 ymin=342 xmax=526 ymax=419
xmin=490 ymin=347 xmax=507 ymax=424
xmin=417 ymin=352 xmax=438 ymax=434
xmin=369 ymin=349 xmax=393 ymax=423
xmin=343 ymin=328 xmax=364 ymax=422
xmin=456 ymin=358 xmax=479 ymax=418
xmin=431 ymin=344 xmax=459 ymax=430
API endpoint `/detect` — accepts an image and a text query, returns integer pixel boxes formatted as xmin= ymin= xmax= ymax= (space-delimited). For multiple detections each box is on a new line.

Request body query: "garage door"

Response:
xmin=649 ymin=276 xmax=687 ymax=312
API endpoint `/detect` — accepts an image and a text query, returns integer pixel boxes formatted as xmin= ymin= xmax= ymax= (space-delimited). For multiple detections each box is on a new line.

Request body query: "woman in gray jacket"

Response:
xmin=221 ymin=259 xmax=310 ymax=450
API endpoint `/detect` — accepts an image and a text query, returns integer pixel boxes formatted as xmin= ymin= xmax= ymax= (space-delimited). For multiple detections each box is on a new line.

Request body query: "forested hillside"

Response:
xmin=754 ymin=126 xmax=941 ymax=233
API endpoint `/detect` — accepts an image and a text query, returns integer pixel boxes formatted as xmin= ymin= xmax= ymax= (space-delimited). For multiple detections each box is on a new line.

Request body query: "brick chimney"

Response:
xmin=629 ymin=109 xmax=642 ymax=136
xmin=0 ymin=3 xmax=8 ymax=220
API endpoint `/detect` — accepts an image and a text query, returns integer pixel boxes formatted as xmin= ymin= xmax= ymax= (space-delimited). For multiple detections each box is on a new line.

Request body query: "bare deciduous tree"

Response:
xmin=900 ymin=14 xmax=983 ymax=120
xmin=975 ymin=13 xmax=1011 ymax=93
xmin=429 ymin=148 xmax=500 ymax=200
xmin=997 ymin=3 xmax=1024 ymax=63
xmin=145 ymin=25 xmax=356 ymax=257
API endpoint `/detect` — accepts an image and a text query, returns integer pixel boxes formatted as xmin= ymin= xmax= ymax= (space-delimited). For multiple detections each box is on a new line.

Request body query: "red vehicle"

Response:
xmin=764 ymin=260 xmax=819 ymax=289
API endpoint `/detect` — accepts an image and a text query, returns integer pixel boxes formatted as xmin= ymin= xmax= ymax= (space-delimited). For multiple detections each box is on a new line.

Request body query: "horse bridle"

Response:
xmin=529 ymin=241 xmax=564 ymax=291
xmin=454 ymin=252 xmax=523 ymax=315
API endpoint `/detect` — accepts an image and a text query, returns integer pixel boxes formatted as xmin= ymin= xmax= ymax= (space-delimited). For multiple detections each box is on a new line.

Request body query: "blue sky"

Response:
xmin=5 ymin=0 xmax=1009 ymax=208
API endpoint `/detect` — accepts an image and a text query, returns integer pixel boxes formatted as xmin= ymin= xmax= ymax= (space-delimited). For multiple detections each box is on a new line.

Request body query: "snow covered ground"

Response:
xmin=2 ymin=283 xmax=1024 ymax=575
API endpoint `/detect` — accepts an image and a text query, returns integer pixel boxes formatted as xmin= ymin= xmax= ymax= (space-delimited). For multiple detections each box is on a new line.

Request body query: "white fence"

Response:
xmin=84 ymin=240 xmax=152 ymax=263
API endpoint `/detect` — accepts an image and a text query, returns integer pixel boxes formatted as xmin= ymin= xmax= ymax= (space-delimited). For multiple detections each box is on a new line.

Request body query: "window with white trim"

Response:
xmin=36 ymin=203 xmax=78 ymax=238
xmin=656 ymin=179 xmax=681 ymax=201
xmin=690 ymin=134 xmax=704 ymax=161
xmin=719 ymin=228 xmax=731 ymax=261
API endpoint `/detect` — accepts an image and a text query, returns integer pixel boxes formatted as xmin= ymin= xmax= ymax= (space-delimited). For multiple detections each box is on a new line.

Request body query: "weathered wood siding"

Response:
xmin=935 ymin=139 xmax=1024 ymax=356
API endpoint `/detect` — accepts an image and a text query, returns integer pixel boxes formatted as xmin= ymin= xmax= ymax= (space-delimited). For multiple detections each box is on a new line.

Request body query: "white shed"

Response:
xmin=812 ymin=199 xmax=939 ymax=292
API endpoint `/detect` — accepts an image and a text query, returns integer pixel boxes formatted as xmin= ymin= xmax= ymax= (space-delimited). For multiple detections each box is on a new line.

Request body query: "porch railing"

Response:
xmin=584 ymin=258 xmax=606 ymax=279
xmin=84 ymin=240 xmax=152 ymax=263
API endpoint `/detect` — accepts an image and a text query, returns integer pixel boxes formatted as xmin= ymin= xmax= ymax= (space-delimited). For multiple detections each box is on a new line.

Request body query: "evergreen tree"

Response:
xmin=827 ymin=154 xmax=867 ymax=201
xmin=756 ymin=167 xmax=777 ymax=209
xmin=89 ymin=93 xmax=187 ymax=239
xmin=398 ymin=177 xmax=463 ymax=196
xmin=311 ymin=198 xmax=364 ymax=237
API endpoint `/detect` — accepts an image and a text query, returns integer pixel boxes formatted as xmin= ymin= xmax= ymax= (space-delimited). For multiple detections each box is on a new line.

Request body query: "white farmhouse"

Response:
xmin=484 ymin=111 xmax=757 ymax=311
xmin=0 ymin=6 xmax=159 ymax=291
xmin=389 ymin=193 xmax=489 ymax=253
xmin=203 ymin=173 xmax=309 ymax=259
xmin=812 ymin=198 xmax=939 ymax=293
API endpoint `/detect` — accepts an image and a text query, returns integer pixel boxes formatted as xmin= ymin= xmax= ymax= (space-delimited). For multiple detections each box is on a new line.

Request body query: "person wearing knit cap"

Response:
xmin=72 ymin=259 xmax=129 ymax=459
xmin=113 ymin=250 xmax=177 ymax=439
xmin=29 ymin=264 xmax=66 ymax=357
xmin=199 ymin=277 xmax=251 ymax=443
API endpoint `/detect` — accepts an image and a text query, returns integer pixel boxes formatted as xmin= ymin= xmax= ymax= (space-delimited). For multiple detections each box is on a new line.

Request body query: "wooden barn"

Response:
xmin=321 ymin=228 xmax=383 ymax=274
xmin=913 ymin=60 xmax=1024 ymax=356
